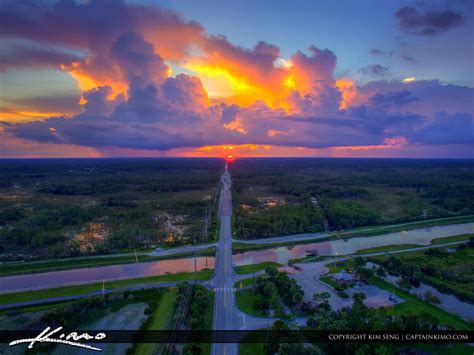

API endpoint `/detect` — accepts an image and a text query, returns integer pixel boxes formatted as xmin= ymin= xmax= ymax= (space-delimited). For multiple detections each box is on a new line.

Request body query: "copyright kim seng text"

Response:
xmin=328 ymin=332 xmax=469 ymax=341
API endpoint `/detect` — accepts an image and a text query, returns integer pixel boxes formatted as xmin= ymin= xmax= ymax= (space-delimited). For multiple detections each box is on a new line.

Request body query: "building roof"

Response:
xmin=334 ymin=270 xmax=353 ymax=281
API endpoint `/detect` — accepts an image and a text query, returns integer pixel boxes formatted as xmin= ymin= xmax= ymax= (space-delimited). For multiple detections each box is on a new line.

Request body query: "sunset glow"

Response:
xmin=0 ymin=0 xmax=472 ymax=159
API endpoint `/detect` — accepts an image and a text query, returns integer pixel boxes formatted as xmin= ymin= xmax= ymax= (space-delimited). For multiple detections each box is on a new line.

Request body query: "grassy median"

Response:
xmin=234 ymin=261 xmax=282 ymax=275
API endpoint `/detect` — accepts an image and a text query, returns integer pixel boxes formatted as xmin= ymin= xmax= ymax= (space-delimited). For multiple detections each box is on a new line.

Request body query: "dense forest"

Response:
xmin=230 ymin=158 xmax=474 ymax=239
xmin=0 ymin=159 xmax=222 ymax=260
xmin=1 ymin=158 xmax=473 ymax=258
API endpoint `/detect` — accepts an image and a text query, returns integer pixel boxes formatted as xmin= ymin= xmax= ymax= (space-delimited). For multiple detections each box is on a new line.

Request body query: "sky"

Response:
xmin=0 ymin=0 xmax=473 ymax=158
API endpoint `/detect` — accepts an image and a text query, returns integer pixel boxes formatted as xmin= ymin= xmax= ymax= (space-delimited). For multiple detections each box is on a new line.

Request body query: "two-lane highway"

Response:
xmin=211 ymin=164 xmax=240 ymax=355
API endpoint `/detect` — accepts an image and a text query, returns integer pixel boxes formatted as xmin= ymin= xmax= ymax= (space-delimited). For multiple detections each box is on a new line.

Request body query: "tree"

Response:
xmin=307 ymin=316 xmax=319 ymax=329
xmin=292 ymin=292 xmax=303 ymax=305
xmin=354 ymin=256 xmax=366 ymax=267
xmin=265 ymin=266 xmax=279 ymax=277
xmin=264 ymin=320 xmax=290 ymax=355
xmin=320 ymin=292 xmax=330 ymax=302
xmin=396 ymin=277 xmax=412 ymax=290
xmin=352 ymin=292 xmax=366 ymax=306
xmin=357 ymin=267 xmax=374 ymax=282
xmin=423 ymin=291 xmax=440 ymax=304
xmin=376 ymin=266 xmax=387 ymax=278
xmin=275 ymin=304 xmax=286 ymax=318
xmin=312 ymin=293 xmax=322 ymax=304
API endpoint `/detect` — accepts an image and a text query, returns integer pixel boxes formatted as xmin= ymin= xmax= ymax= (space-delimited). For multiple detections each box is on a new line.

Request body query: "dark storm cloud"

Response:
xmin=4 ymin=94 xmax=81 ymax=114
xmin=411 ymin=112 xmax=474 ymax=145
xmin=360 ymin=64 xmax=390 ymax=78
xmin=0 ymin=41 xmax=82 ymax=71
xmin=109 ymin=31 xmax=169 ymax=88
xmin=401 ymin=55 xmax=417 ymax=63
xmin=369 ymin=49 xmax=386 ymax=56
xmin=370 ymin=90 xmax=418 ymax=109
xmin=6 ymin=78 xmax=474 ymax=152
xmin=395 ymin=6 xmax=464 ymax=36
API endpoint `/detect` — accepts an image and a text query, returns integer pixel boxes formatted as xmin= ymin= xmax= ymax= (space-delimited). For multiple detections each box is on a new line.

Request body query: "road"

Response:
xmin=210 ymin=164 xmax=308 ymax=354
xmin=211 ymin=164 xmax=240 ymax=355
xmin=0 ymin=280 xmax=211 ymax=310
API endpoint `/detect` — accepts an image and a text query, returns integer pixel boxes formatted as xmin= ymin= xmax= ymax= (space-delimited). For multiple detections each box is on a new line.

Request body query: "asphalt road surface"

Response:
xmin=211 ymin=165 xmax=240 ymax=355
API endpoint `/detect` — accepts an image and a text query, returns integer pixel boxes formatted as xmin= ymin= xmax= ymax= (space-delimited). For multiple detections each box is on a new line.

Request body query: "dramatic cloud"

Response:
xmin=395 ymin=6 xmax=464 ymax=36
xmin=0 ymin=0 xmax=473 ymax=158
xmin=0 ymin=0 xmax=203 ymax=95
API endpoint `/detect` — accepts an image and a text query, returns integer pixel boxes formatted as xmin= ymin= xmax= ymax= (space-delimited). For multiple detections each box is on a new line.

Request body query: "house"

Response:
xmin=333 ymin=270 xmax=354 ymax=283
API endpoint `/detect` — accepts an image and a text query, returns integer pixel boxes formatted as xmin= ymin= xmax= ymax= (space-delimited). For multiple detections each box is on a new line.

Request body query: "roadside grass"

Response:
xmin=232 ymin=238 xmax=331 ymax=253
xmin=235 ymin=277 xmax=257 ymax=289
xmin=370 ymin=277 xmax=473 ymax=330
xmin=325 ymin=259 xmax=354 ymax=274
xmin=239 ymin=342 xmax=265 ymax=355
xmin=235 ymin=289 xmax=271 ymax=318
xmin=0 ymin=248 xmax=216 ymax=277
xmin=288 ymin=255 xmax=332 ymax=264
xmin=232 ymin=215 xmax=474 ymax=253
xmin=355 ymin=244 xmax=422 ymax=254
xmin=319 ymin=275 xmax=339 ymax=288
xmin=134 ymin=288 xmax=176 ymax=355
xmin=431 ymin=234 xmax=473 ymax=244
xmin=0 ymin=269 xmax=213 ymax=306
xmin=234 ymin=261 xmax=282 ymax=275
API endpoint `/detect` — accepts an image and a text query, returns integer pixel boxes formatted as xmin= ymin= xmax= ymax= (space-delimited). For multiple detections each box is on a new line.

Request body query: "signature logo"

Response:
xmin=9 ymin=326 xmax=106 ymax=352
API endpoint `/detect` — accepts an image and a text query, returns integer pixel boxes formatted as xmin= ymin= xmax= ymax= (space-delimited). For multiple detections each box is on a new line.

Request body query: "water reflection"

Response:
xmin=1 ymin=256 xmax=215 ymax=293
xmin=233 ymin=243 xmax=332 ymax=266
xmin=233 ymin=222 xmax=474 ymax=266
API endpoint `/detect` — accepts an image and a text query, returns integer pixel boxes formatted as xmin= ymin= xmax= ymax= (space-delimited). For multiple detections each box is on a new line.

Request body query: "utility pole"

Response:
xmin=193 ymin=235 xmax=197 ymax=284
xmin=252 ymin=259 xmax=256 ymax=285
xmin=204 ymin=205 xmax=209 ymax=243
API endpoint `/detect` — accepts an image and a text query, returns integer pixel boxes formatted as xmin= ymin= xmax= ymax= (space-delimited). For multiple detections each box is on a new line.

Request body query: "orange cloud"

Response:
xmin=189 ymin=144 xmax=272 ymax=157
xmin=333 ymin=136 xmax=408 ymax=151
xmin=267 ymin=129 xmax=289 ymax=137
xmin=0 ymin=110 xmax=68 ymax=123
xmin=223 ymin=115 xmax=248 ymax=134
xmin=62 ymin=62 xmax=128 ymax=100
xmin=335 ymin=79 xmax=357 ymax=109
